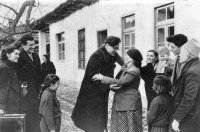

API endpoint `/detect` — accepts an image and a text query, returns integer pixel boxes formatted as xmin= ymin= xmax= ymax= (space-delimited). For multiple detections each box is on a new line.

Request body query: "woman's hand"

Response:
xmin=172 ymin=119 xmax=180 ymax=131
xmin=0 ymin=109 xmax=5 ymax=114
xmin=92 ymin=73 xmax=103 ymax=81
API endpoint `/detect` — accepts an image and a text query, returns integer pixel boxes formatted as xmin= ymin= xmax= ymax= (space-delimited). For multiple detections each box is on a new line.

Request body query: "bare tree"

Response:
xmin=0 ymin=0 xmax=35 ymax=45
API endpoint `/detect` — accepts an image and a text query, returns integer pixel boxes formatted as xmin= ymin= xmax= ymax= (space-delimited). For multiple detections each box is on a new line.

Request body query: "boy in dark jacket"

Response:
xmin=147 ymin=75 xmax=172 ymax=132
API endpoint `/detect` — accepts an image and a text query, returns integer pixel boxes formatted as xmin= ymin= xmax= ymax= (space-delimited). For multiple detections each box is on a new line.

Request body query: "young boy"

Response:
xmin=147 ymin=75 xmax=172 ymax=132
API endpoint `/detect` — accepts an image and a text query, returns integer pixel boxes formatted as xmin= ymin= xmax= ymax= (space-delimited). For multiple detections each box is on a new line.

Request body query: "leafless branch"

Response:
xmin=0 ymin=3 xmax=18 ymax=15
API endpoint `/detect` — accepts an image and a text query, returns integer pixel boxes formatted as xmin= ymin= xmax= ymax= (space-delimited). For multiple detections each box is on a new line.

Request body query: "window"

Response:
xmin=57 ymin=32 xmax=65 ymax=60
xmin=78 ymin=29 xmax=85 ymax=69
xmin=122 ymin=15 xmax=135 ymax=57
xmin=156 ymin=3 xmax=174 ymax=50
xmin=97 ymin=30 xmax=107 ymax=48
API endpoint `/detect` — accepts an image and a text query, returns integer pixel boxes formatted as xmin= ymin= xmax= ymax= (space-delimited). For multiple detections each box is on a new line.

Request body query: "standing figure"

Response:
xmin=71 ymin=36 xmax=123 ymax=132
xmin=39 ymin=74 xmax=61 ymax=132
xmin=0 ymin=46 xmax=21 ymax=132
xmin=41 ymin=54 xmax=56 ymax=81
xmin=93 ymin=48 xmax=143 ymax=132
xmin=17 ymin=34 xmax=43 ymax=132
xmin=147 ymin=75 xmax=172 ymax=132
xmin=166 ymin=34 xmax=188 ymax=95
xmin=140 ymin=50 xmax=158 ymax=110
xmin=169 ymin=39 xmax=200 ymax=132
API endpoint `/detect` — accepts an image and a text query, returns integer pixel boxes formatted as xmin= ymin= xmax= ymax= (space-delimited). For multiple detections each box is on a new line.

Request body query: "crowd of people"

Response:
xmin=0 ymin=33 xmax=200 ymax=132
xmin=0 ymin=34 xmax=57 ymax=132
xmin=72 ymin=35 xmax=200 ymax=132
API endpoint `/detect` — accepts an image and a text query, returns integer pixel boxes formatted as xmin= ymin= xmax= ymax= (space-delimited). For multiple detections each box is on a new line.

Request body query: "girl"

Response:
xmin=147 ymin=75 xmax=172 ymax=132
xmin=93 ymin=48 xmax=143 ymax=132
xmin=39 ymin=74 xmax=61 ymax=132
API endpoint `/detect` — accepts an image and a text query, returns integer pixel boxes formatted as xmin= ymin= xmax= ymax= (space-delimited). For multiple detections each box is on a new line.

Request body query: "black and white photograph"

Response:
xmin=0 ymin=0 xmax=200 ymax=132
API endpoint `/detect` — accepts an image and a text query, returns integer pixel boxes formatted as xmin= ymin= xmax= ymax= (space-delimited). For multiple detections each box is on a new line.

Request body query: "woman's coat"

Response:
xmin=71 ymin=45 xmax=123 ymax=132
xmin=0 ymin=60 xmax=21 ymax=114
xmin=101 ymin=64 xmax=142 ymax=111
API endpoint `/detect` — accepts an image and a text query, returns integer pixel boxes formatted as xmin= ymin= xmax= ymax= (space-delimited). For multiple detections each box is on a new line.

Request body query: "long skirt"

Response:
xmin=151 ymin=126 xmax=169 ymax=132
xmin=110 ymin=102 xmax=142 ymax=132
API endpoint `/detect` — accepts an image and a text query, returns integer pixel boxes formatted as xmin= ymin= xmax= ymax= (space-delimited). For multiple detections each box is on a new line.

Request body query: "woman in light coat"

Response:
xmin=93 ymin=48 xmax=143 ymax=132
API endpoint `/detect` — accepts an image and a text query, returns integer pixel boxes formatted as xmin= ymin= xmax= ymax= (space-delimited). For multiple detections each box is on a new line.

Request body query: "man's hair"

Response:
xmin=21 ymin=34 xmax=34 ymax=45
xmin=104 ymin=36 xmax=121 ymax=47
xmin=159 ymin=47 xmax=170 ymax=56
xmin=166 ymin=34 xmax=188 ymax=48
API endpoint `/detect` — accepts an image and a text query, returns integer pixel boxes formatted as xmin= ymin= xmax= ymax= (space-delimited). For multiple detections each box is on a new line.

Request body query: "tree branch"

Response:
xmin=0 ymin=3 xmax=18 ymax=15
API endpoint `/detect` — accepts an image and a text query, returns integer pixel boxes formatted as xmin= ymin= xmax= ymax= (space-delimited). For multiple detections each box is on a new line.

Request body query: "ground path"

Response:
xmin=57 ymin=85 xmax=148 ymax=132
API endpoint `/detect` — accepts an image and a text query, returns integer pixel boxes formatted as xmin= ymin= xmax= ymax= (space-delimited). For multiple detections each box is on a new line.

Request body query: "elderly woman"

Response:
xmin=93 ymin=48 xmax=143 ymax=132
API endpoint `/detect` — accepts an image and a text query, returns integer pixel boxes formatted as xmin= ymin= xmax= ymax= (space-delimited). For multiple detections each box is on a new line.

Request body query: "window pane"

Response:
xmin=62 ymin=52 xmax=65 ymax=60
xmin=62 ymin=43 xmax=65 ymax=51
xmin=168 ymin=26 xmax=174 ymax=37
xmin=58 ymin=44 xmax=61 ymax=51
xmin=131 ymin=33 xmax=135 ymax=46
xmin=158 ymin=8 xmax=166 ymax=22
xmin=125 ymin=34 xmax=130 ymax=46
xmin=57 ymin=34 xmax=61 ymax=42
xmin=123 ymin=15 xmax=135 ymax=29
xmin=124 ymin=47 xmax=131 ymax=57
xmin=167 ymin=6 xmax=174 ymax=19
xmin=158 ymin=28 xmax=165 ymax=43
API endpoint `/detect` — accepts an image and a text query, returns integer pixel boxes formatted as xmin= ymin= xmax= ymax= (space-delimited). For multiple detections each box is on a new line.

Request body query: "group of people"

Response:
xmin=72 ymin=35 xmax=200 ymax=132
xmin=0 ymin=34 xmax=58 ymax=132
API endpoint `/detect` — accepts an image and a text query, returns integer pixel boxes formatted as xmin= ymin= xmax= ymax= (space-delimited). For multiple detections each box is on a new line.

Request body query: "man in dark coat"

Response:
xmin=166 ymin=34 xmax=188 ymax=94
xmin=41 ymin=54 xmax=56 ymax=81
xmin=168 ymin=39 xmax=200 ymax=132
xmin=71 ymin=36 xmax=123 ymax=132
xmin=17 ymin=34 xmax=42 ymax=132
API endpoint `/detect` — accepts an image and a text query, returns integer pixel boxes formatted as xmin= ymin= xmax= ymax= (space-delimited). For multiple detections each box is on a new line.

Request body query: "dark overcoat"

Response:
xmin=168 ymin=58 xmax=200 ymax=131
xmin=71 ymin=46 xmax=123 ymax=131
xmin=41 ymin=61 xmax=56 ymax=81
xmin=17 ymin=49 xmax=42 ymax=132
xmin=0 ymin=60 xmax=21 ymax=114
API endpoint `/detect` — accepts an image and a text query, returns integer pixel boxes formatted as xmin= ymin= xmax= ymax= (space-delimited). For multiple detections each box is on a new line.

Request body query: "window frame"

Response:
xmin=155 ymin=3 xmax=175 ymax=50
xmin=57 ymin=32 xmax=65 ymax=61
xmin=78 ymin=29 xmax=86 ymax=69
xmin=122 ymin=14 xmax=135 ymax=57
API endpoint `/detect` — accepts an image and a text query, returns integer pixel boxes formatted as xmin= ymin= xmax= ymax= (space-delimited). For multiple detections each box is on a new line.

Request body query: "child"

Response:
xmin=147 ymin=75 xmax=172 ymax=132
xmin=39 ymin=74 xmax=61 ymax=132
xmin=156 ymin=47 xmax=174 ymax=77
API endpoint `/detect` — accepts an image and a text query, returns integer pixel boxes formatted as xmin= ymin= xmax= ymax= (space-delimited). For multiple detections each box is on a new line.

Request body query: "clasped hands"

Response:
xmin=172 ymin=119 xmax=180 ymax=131
xmin=92 ymin=73 xmax=103 ymax=81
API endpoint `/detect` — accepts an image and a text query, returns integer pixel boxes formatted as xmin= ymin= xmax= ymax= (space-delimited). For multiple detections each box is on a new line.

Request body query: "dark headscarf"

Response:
xmin=127 ymin=48 xmax=143 ymax=68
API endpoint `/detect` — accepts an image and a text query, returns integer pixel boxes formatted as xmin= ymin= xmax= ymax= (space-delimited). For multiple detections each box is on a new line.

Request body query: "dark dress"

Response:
xmin=17 ymin=49 xmax=43 ymax=132
xmin=41 ymin=60 xmax=56 ymax=81
xmin=140 ymin=63 xmax=157 ymax=110
xmin=39 ymin=88 xmax=61 ymax=132
xmin=71 ymin=45 xmax=123 ymax=132
xmin=147 ymin=93 xmax=172 ymax=132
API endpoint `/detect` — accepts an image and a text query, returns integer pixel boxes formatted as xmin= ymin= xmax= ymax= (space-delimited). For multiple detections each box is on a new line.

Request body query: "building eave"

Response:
xmin=31 ymin=0 xmax=99 ymax=31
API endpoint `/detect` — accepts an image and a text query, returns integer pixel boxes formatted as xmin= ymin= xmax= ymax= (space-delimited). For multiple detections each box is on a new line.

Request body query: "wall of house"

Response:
xmin=44 ymin=0 xmax=200 ymax=108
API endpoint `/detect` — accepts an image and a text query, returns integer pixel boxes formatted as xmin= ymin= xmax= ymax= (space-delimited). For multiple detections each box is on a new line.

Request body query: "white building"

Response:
xmin=33 ymin=0 xmax=200 ymax=108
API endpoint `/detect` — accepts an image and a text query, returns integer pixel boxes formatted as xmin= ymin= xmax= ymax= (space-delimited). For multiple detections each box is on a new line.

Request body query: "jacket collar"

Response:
xmin=20 ymin=49 xmax=35 ymax=68
xmin=3 ymin=60 xmax=16 ymax=71
xmin=178 ymin=57 xmax=199 ymax=80
xmin=99 ymin=45 xmax=116 ymax=63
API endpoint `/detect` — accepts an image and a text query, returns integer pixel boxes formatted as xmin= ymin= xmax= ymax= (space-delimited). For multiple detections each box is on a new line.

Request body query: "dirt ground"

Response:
xmin=57 ymin=85 xmax=148 ymax=132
